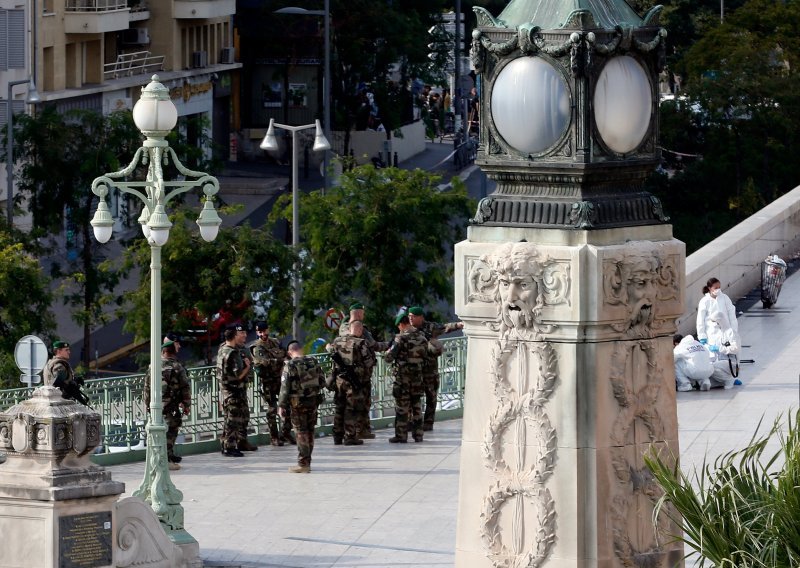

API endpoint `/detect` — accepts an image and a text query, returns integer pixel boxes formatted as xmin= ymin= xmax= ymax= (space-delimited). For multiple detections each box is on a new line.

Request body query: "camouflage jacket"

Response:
xmin=278 ymin=356 xmax=326 ymax=409
xmin=216 ymin=344 xmax=247 ymax=391
xmin=337 ymin=319 xmax=387 ymax=369
xmin=327 ymin=334 xmax=374 ymax=384
xmin=417 ymin=320 xmax=459 ymax=374
xmin=42 ymin=356 xmax=75 ymax=389
xmin=385 ymin=326 xmax=438 ymax=387
xmin=145 ymin=356 xmax=191 ymax=413
xmin=249 ymin=337 xmax=287 ymax=380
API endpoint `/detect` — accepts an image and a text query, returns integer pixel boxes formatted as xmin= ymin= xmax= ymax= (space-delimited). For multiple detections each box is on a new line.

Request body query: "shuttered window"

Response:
xmin=0 ymin=9 xmax=26 ymax=70
xmin=0 ymin=100 xmax=27 ymax=130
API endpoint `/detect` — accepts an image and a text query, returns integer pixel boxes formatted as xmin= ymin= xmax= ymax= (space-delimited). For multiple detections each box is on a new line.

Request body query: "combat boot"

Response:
xmin=239 ymin=440 xmax=258 ymax=451
xmin=359 ymin=431 xmax=376 ymax=439
xmin=333 ymin=437 xmax=343 ymax=445
xmin=168 ymin=462 xmax=181 ymax=471
xmin=344 ymin=438 xmax=364 ymax=446
xmin=281 ymin=433 xmax=297 ymax=445
xmin=222 ymin=448 xmax=245 ymax=457
xmin=388 ymin=436 xmax=407 ymax=443
xmin=270 ymin=437 xmax=284 ymax=447
xmin=413 ymin=436 xmax=424 ymax=443
xmin=288 ymin=465 xmax=311 ymax=473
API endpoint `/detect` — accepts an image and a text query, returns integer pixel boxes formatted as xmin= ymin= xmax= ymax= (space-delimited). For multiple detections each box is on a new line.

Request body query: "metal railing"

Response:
xmin=0 ymin=336 xmax=467 ymax=464
xmin=66 ymin=0 xmax=128 ymax=11
xmin=103 ymin=51 xmax=165 ymax=81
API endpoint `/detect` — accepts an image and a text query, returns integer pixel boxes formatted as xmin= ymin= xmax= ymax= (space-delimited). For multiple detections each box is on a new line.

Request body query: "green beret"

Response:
xmin=408 ymin=306 xmax=424 ymax=316
xmin=162 ymin=339 xmax=175 ymax=349
xmin=349 ymin=302 xmax=364 ymax=311
xmin=53 ymin=340 xmax=70 ymax=350
xmin=394 ymin=312 xmax=408 ymax=326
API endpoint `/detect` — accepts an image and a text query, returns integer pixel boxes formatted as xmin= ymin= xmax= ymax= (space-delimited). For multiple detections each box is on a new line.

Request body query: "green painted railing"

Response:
xmin=0 ymin=337 xmax=467 ymax=465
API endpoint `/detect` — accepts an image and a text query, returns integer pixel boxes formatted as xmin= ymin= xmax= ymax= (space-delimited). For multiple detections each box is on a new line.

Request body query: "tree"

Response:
xmin=122 ymin=207 xmax=297 ymax=363
xmin=0 ymin=227 xmax=55 ymax=389
xmin=9 ymin=107 xmax=141 ymax=368
xmin=270 ymin=165 xmax=474 ymax=340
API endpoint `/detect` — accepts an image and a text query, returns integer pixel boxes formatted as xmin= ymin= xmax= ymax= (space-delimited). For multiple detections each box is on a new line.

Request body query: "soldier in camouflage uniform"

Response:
xmin=338 ymin=302 xmax=386 ymax=438
xmin=328 ymin=320 xmax=374 ymax=445
xmin=408 ymin=306 xmax=463 ymax=431
xmin=250 ymin=321 xmax=291 ymax=446
xmin=145 ymin=339 xmax=191 ymax=470
xmin=236 ymin=341 xmax=258 ymax=452
xmin=216 ymin=324 xmax=252 ymax=457
xmin=278 ymin=341 xmax=326 ymax=473
xmin=385 ymin=313 xmax=441 ymax=443
xmin=43 ymin=340 xmax=85 ymax=403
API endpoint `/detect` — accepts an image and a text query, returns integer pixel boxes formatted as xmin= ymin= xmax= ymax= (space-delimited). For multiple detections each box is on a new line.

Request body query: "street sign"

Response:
xmin=324 ymin=308 xmax=344 ymax=330
xmin=14 ymin=335 xmax=48 ymax=386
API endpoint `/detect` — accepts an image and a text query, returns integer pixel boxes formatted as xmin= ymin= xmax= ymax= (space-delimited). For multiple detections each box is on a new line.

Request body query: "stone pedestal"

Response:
xmin=454 ymin=225 xmax=685 ymax=568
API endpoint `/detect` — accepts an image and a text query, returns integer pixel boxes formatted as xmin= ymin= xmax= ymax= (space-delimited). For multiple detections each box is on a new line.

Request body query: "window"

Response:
xmin=0 ymin=9 xmax=26 ymax=70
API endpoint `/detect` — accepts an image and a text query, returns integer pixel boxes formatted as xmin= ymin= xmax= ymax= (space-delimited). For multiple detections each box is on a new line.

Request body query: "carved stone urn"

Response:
xmin=453 ymin=1 xmax=685 ymax=567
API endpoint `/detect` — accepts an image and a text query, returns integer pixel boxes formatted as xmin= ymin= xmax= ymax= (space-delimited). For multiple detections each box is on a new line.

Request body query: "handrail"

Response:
xmin=66 ymin=0 xmax=128 ymax=12
xmin=103 ymin=51 xmax=165 ymax=81
xmin=0 ymin=336 xmax=468 ymax=461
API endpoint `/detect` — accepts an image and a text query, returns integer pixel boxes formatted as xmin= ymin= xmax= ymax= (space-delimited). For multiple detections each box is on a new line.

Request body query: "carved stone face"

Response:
xmin=499 ymin=273 xmax=538 ymax=329
xmin=625 ymin=260 xmax=657 ymax=332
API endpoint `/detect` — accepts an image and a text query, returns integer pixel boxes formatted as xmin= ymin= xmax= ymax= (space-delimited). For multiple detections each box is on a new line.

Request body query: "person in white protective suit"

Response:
xmin=673 ymin=334 xmax=714 ymax=391
xmin=696 ymin=277 xmax=742 ymax=389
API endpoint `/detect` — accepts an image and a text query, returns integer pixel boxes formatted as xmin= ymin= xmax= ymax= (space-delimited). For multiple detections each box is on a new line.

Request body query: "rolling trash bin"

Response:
xmin=761 ymin=254 xmax=788 ymax=308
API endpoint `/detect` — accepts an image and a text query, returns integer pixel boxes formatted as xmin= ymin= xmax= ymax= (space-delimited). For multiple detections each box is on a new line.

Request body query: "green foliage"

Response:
xmin=646 ymin=411 xmax=800 ymax=567
xmin=121 ymin=207 xmax=296 ymax=360
xmin=269 ymin=165 xmax=474 ymax=339
xmin=0 ymin=228 xmax=55 ymax=389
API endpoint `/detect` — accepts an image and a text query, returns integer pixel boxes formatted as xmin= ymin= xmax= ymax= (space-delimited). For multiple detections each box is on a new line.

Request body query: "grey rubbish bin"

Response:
xmin=761 ymin=254 xmax=788 ymax=308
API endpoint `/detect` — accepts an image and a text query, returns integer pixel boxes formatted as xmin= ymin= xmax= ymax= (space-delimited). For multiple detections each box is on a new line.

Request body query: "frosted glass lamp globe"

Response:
xmin=593 ymin=56 xmax=652 ymax=154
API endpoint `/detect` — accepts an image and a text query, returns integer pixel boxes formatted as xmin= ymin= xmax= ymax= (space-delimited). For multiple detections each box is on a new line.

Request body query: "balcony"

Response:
xmin=103 ymin=51 xmax=165 ymax=81
xmin=173 ymin=0 xmax=235 ymax=19
xmin=128 ymin=0 xmax=150 ymax=22
xmin=65 ymin=0 xmax=130 ymax=34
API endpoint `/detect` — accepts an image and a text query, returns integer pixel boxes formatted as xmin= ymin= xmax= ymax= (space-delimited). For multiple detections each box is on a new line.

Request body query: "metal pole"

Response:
xmin=721 ymin=0 xmax=724 ymax=22
xmin=454 ymin=0 xmax=461 ymax=147
xmin=5 ymin=79 xmax=28 ymax=228
xmin=292 ymin=128 xmax=300 ymax=340
xmin=323 ymin=0 xmax=331 ymax=192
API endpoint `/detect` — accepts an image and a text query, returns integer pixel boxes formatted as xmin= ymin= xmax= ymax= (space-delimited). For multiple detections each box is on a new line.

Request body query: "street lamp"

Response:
xmin=4 ymin=78 xmax=41 ymax=227
xmin=90 ymin=75 xmax=221 ymax=544
xmin=260 ymin=118 xmax=330 ymax=340
xmin=275 ymin=1 xmax=331 ymax=191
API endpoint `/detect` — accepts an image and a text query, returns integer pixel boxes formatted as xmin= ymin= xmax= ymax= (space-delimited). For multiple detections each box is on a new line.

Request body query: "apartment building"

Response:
xmin=1 ymin=0 xmax=241 ymax=218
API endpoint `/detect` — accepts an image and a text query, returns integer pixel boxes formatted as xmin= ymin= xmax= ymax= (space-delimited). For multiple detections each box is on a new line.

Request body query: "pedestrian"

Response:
xmin=236 ymin=339 xmax=258 ymax=452
xmin=339 ymin=302 xmax=388 ymax=439
xmin=250 ymin=321 xmax=293 ymax=446
xmin=385 ymin=313 xmax=440 ymax=443
xmin=145 ymin=339 xmax=191 ymax=470
xmin=216 ymin=324 xmax=251 ymax=457
xmin=43 ymin=340 xmax=88 ymax=405
xmin=407 ymin=306 xmax=463 ymax=431
xmin=278 ymin=341 xmax=326 ymax=473
xmin=328 ymin=320 xmax=373 ymax=446
xmin=696 ymin=277 xmax=742 ymax=387
xmin=673 ymin=334 xmax=713 ymax=391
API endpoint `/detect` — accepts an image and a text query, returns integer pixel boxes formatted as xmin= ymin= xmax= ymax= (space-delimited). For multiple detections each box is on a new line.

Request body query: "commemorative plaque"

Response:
xmin=59 ymin=512 xmax=113 ymax=568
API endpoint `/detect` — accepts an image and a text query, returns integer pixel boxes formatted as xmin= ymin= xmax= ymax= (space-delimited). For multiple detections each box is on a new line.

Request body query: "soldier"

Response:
xmin=328 ymin=320 xmax=373 ymax=446
xmin=338 ymin=302 xmax=386 ymax=438
xmin=145 ymin=339 xmax=191 ymax=470
xmin=250 ymin=321 xmax=292 ymax=446
xmin=216 ymin=324 xmax=251 ymax=457
xmin=42 ymin=340 xmax=88 ymax=405
xmin=385 ymin=313 xmax=441 ymax=443
xmin=407 ymin=306 xmax=464 ymax=431
xmin=278 ymin=341 xmax=326 ymax=473
xmin=236 ymin=338 xmax=258 ymax=452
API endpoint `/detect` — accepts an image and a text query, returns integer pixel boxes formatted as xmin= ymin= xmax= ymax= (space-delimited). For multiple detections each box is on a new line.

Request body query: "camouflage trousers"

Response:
xmin=290 ymin=403 xmax=319 ymax=467
xmin=392 ymin=383 xmax=423 ymax=440
xmin=423 ymin=372 xmax=440 ymax=427
xmin=333 ymin=379 xmax=365 ymax=442
xmin=261 ymin=378 xmax=293 ymax=441
xmin=358 ymin=377 xmax=373 ymax=434
xmin=221 ymin=389 xmax=249 ymax=451
xmin=164 ymin=408 xmax=183 ymax=459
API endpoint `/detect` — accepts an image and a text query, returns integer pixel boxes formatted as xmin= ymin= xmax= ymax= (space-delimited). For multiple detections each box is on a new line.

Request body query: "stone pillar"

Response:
xmin=454 ymin=225 xmax=685 ymax=567
xmin=0 ymin=386 xmax=124 ymax=568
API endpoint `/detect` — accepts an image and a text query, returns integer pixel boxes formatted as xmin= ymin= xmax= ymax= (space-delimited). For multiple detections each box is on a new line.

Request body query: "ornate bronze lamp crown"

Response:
xmin=470 ymin=0 xmax=669 ymax=229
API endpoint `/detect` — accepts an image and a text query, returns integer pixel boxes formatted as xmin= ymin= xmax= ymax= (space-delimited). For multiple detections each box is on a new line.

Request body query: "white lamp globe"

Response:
xmin=132 ymin=75 xmax=178 ymax=135
xmin=491 ymin=56 xmax=570 ymax=155
xmin=593 ymin=56 xmax=653 ymax=154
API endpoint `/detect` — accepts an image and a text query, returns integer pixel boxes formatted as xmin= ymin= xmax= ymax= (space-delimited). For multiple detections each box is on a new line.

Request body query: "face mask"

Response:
xmin=710 ymin=288 xmax=720 ymax=298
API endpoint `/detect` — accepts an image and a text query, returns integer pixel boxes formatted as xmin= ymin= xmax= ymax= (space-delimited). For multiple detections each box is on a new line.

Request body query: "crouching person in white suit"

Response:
xmin=673 ymin=334 xmax=714 ymax=391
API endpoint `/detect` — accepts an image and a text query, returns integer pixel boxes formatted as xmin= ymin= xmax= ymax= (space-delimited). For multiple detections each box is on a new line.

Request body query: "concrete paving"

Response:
xmin=108 ymin=270 xmax=800 ymax=567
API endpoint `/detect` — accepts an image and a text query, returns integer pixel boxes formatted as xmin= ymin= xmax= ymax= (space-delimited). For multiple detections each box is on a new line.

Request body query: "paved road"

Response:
xmin=108 ymin=267 xmax=800 ymax=567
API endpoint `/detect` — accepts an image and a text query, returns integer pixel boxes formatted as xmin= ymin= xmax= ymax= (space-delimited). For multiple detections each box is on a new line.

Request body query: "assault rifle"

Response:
xmin=53 ymin=374 xmax=92 ymax=407
xmin=329 ymin=351 xmax=362 ymax=390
